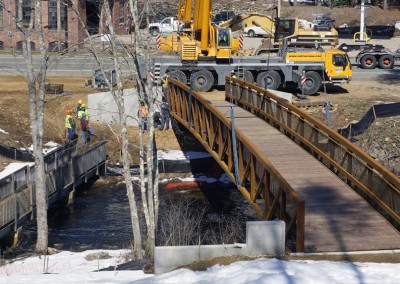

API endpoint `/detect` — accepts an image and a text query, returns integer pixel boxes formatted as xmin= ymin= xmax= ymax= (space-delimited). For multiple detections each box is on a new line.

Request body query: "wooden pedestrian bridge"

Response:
xmin=167 ymin=77 xmax=400 ymax=253
xmin=0 ymin=141 xmax=106 ymax=245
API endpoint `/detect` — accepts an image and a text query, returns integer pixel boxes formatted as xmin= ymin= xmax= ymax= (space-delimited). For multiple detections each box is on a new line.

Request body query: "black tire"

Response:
xmin=169 ymin=70 xmax=187 ymax=84
xmin=360 ymin=55 xmax=377 ymax=69
xmin=248 ymin=30 xmax=256 ymax=37
xmin=244 ymin=70 xmax=254 ymax=83
xmin=150 ymin=27 xmax=159 ymax=37
xmin=256 ymin=70 xmax=281 ymax=90
xmin=378 ymin=55 xmax=395 ymax=69
xmin=192 ymin=70 xmax=214 ymax=92
xmin=301 ymin=71 xmax=322 ymax=95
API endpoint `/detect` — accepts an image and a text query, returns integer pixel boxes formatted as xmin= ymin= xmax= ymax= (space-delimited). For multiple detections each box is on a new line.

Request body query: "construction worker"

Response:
xmin=138 ymin=101 xmax=148 ymax=133
xmin=80 ymin=112 xmax=89 ymax=144
xmin=162 ymin=74 xmax=169 ymax=99
xmin=74 ymin=99 xmax=83 ymax=116
xmin=77 ymin=103 xmax=85 ymax=120
xmin=81 ymin=103 xmax=95 ymax=135
xmin=159 ymin=96 xmax=171 ymax=131
xmin=65 ymin=109 xmax=76 ymax=142
xmin=80 ymin=104 xmax=89 ymax=121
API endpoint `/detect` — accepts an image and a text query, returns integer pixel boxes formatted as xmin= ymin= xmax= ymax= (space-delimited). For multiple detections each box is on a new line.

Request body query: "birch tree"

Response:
xmin=69 ymin=0 xmax=159 ymax=259
xmin=13 ymin=0 xmax=48 ymax=253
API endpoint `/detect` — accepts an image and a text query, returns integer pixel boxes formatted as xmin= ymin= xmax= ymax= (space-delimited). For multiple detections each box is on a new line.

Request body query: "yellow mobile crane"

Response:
xmin=157 ymin=0 xmax=240 ymax=61
xmin=149 ymin=1 xmax=352 ymax=94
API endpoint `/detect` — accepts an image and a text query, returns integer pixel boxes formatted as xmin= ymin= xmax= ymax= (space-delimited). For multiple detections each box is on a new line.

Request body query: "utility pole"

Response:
xmin=359 ymin=0 xmax=366 ymax=41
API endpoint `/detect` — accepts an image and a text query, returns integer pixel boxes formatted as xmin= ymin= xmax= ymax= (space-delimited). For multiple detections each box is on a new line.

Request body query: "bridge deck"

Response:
xmin=212 ymin=100 xmax=400 ymax=253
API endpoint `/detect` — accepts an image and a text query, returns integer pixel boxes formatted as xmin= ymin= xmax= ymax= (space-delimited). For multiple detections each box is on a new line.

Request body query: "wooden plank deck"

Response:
xmin=212 ymin=100 xmax=400 ymax=253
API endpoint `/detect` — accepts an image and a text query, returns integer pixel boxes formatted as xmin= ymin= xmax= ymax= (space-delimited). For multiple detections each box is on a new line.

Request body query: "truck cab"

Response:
xmin=149 ymin=17 xmax=181 ymax=36
xmin=212 ymin=10 xmax=235 ymax=25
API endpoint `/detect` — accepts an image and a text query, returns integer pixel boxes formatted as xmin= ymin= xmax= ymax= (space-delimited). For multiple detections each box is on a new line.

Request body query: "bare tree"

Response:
xmin=6 ymin=0 xmax=49 ymax=253
xmin=68 ymin=0 xmax=160 ymax=259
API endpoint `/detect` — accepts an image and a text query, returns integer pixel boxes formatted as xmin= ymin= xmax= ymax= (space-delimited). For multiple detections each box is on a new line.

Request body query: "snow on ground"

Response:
xmin=0 ymin=128 xmax=9 ymax=134
xmin=27 ymin=141 xmax=60 ymax=154
xmin=157 ymin=150 xmax=212 ymax=161
xmin=1 ymin=249 xmax=400 ymax=283
xmin=0 ymin=162 xmax=34 ymax=180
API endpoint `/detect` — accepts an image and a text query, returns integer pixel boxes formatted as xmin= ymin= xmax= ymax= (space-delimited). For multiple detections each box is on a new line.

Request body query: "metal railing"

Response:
xmin=168 ymin=78 xmax=305 ymax=252
xmin=0 ymin=140 xmax=106 ymax=241
xmin=225 ymin=77 xmax=400 ymax=231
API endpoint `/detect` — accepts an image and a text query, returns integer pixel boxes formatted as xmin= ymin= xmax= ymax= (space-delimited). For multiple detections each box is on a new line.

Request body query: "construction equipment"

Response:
xmin=156 ymin=0 xmax=240 ymax=60
xmin=147 ymin=1 xmax=351 ymax=95
xmin=219 ymin=13 xmax=339 ymax=50
xmin=339 ymin=43 xmax=400 ymax=69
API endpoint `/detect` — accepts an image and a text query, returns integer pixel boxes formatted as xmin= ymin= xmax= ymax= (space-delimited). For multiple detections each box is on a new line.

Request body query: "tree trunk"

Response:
xmin=16 ymin=0 xmax=48 ymax=254
xmin=383 ymin=0 xmax=388 ymax=10
xmin=103 ymin=0 xmax=144 ymax=259
xmin=128 ymin=0 xmax=160 ymax=259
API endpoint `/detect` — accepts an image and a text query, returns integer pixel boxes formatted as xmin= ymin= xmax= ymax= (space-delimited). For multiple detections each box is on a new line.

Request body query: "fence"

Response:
xmin=0 ymin=140 xmax=106 ymax=241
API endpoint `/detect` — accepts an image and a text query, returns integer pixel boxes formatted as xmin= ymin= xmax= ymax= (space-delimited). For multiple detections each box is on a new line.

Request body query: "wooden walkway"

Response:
xmin=212 ymin=100 xmax=400 ymax=253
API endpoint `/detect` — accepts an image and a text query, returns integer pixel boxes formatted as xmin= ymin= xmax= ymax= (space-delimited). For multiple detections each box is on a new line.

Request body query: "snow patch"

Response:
xmin=0 ymin=128 xmax=9 ymax=134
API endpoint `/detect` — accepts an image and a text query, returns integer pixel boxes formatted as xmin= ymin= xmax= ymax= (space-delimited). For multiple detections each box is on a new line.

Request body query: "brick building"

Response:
xmin=0 ymin=0 xmax=128 ymax=52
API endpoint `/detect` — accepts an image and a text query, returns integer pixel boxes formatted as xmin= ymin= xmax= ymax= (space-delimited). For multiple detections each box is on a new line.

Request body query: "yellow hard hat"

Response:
xmin=78 ymin=99 xmax=83 ymax=104
xmin=81 ymin=103 xmax=86 ymax=108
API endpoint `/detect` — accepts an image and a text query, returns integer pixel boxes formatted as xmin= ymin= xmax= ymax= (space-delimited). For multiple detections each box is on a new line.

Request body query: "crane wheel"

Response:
xmin=192 ymin=70 xmax=214 ymax=92
xmin=169 ymin=70 xmax=187 ymax=84
xmin=360 ymin=55 xmax=377 ymax=69
xmin=244 ymin=70 xmax=254 ymax=84
xmin=256 ymin=70 xmax=281 ymax=90
xmin=378 ymin=55 xmax=394 ymax=69
xmin=302 ymin=71 xmax=322 ymax=95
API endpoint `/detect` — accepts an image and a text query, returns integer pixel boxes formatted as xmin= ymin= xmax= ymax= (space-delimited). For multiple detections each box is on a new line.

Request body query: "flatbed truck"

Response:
xmin=339 ymin=43 xmax=400 ymax=69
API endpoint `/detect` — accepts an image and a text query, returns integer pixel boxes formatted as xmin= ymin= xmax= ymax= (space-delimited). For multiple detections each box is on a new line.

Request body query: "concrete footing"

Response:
xmin=154 ymin=220 xmax=285 ymax=274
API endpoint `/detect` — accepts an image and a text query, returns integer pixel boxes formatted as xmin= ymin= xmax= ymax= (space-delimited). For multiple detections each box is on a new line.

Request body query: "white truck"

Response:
xmin=148 ymin=17 xmax=182 ymax=36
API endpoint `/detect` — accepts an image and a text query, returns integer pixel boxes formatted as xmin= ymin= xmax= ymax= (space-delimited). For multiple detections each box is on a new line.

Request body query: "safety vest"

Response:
xmin=141 ymin=105 xmax=147 ymax=118
xmin=84 ymin=109 xmax=89 ymax=122
xmin=77 ymin=110 xmax=84 ymax=119
xmin=162 ymin=76 xmax=169 ymax=88
xmin=65 ymin=115 xmax=75 ymax=129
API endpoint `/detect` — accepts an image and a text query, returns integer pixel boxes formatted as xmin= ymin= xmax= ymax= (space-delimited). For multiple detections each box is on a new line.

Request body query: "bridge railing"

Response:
xmin=225 ymin=77 xmax=400 ymax=231
xmin=0 ymin=140 xmax=106 ymax=240
xmin=168 ymin=78 xmax=305 ymax=252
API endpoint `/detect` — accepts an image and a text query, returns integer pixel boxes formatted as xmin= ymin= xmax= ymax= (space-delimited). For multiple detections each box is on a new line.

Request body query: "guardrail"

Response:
xmin=0 ymin=140 xmax=106 ymax=242
xmin=225 ymin=77 xmax=400 ymax=231
xmin=168 ymin=78 xmax=305 ymax=252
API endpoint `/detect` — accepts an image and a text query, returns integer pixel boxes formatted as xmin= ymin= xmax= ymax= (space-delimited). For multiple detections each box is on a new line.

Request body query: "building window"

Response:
xmin=48 ymin=0 xmax=67 ymax=30
xmin=48 ymin=1 xmax=57 ymax=30
xmin=118 ymin=0 xmax=125 ymax=24
xmin=16 ymin=0 xmax=34 ymax=27
xmin=17 ymin=41 xmax=35 ymax=51
xmin=0 ymin=6 xmax=3 ymax=31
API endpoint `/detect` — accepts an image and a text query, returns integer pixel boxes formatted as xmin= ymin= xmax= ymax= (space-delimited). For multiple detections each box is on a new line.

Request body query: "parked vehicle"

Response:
xmin=148 ymin=17 xmax=182 ymax=36
xmin=339 ymin=43 xmax=400 ymax=69
xmin=243 ymin=26 xmax=270 ymax=37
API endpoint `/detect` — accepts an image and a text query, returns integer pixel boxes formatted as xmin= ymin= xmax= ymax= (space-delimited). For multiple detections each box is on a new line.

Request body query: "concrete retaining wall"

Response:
xmin=87 ymin=87 xmax=162 ymax=126
xmin=154 ymin=220 xmax=285 ymax=275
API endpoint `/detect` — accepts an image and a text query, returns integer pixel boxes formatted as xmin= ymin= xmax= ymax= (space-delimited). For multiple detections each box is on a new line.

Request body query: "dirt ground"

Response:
xmin=0 ymin=75 xmax=399 ymax=175
xmin=0 ymin=76 xmax=188 ymax=172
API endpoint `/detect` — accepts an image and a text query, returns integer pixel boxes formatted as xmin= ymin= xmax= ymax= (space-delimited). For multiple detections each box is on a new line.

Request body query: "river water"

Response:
xmin=3 ymin=176 xmax=259 ymax=258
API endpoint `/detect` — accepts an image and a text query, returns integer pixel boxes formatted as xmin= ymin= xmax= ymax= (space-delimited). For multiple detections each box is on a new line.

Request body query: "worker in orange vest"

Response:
xmin=139 ymin=101 xmax=148 ymax=133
